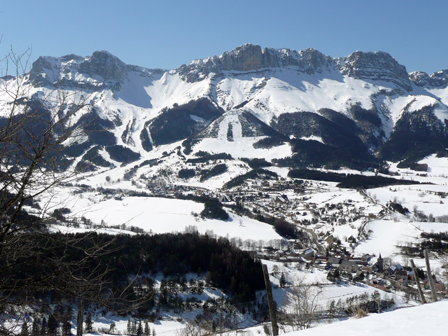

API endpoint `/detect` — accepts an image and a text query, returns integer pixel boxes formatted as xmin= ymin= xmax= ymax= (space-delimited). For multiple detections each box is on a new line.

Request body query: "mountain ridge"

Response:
xmin=2 ymin=44 xmax=448 ymax=179
xmin=27 ymin=44 xmax=448 ymax=90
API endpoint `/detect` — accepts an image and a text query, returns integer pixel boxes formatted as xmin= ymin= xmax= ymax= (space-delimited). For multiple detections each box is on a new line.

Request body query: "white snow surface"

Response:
xmin=299 ymin=135 xmax=325 ymax=143
xmin=285 ymin=300 xmax=448 ymax=336
xmin=194 ymin=136 xmax=292 ymax=160
xmin=355 ymin=219 xmax=421 ymax=258
xmin=68 ymin=196 xmax=283 ymax=241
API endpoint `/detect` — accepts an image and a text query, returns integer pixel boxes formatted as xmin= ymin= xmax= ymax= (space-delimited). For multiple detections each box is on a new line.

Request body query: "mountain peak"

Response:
xmin=337 ymin=50 xmax=412 ymax=91
xmin=79 ymin=50 xmax=127 ymax=82
xmin=29 ymin=50 xmax=130 ymax=90
xmin=219 ymin=43 xmax=264 ymax=71
xmin=410 ymin=69 xmax=448 ymax=88
xmin=178 ymin=45 xmax=414 ymax=89
xmin=178 ymin=44 xmax=335 ymax=81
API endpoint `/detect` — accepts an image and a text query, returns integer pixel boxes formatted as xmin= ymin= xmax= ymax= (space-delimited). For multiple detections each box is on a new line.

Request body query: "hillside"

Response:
xmin=2 ymin=44 xmax=448 ymax=176
xmin=2 ymin=44 xmax=448 ymax=336
xmin=284 ymin=300 xmax=448 ymax=336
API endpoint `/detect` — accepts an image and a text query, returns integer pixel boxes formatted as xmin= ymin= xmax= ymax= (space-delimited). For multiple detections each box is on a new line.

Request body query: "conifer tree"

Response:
xmin=144 ymin=321 xmax=150 ymax=336
xmin=41 ymin=318 xmax=48 ymax=336
xmin=127 ymin=320 xmax=132 ymax=335
xmin=31 ymin=318 xmax=39 ymax=336
xmin=47 ymin=314 xmax=59 ymax=336
xmin=136 ymin=321 xmax=143 ymax=336
xmin=84 ymin=312 xmax=93 ymax=333
xmin=62 ymin=318 xmax=72 ymax=336
xmin=20 ymin=320 xmax=30 ymax=336
xmin=109 ymin=322 xmax=116 ymax=334
xmin=61 ymin=306 xmax=73 ymax=336
xmin=280 ymin=272 xmax=286 ymax=288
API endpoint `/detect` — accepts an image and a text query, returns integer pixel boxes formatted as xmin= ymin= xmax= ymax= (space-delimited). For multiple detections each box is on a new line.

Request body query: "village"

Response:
xmin=138 ymin=172 xmax=448 ymax=303
xmin=63 ymin=164 xmax=448 ymax=310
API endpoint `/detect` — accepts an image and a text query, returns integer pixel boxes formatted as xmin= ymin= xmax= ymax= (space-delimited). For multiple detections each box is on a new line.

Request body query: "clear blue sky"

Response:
xmin=1 ymin=0 xmax=447 ymax=74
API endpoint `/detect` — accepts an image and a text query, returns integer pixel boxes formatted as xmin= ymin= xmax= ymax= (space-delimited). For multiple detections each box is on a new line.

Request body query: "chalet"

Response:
xmin=348 ymin=257 xmax=368 ymax=266
xmin=362 ymin=266 xmax=372 ymax=273
xmin=372 ymin=284 xmax=389 ymax=292
xmin=274 ymin=196 xmax=287 ymax=205
xmin=339 ymin=260 xmax=358 ymax=273
xmin=326 ymin=256 xmax=341 ymax=269
xmin=327 ymin=257 xmax=342 ymax=265
xmin=386 ymin=265 xmax=397 ymax=276
xmin=397 ymin=277 xmax=409 ymax=286
xmin=362 ymin=254 xmax=371 ymax=262
xmin=371 ymin=278 xmax=383 ymax=285
xmin=303 ymin=248 xmax=317 ymax=258
xmin=337 ymin=218 xmax=347 ymax=225
xmin=395 ymin=270 xmax=408 ymax=280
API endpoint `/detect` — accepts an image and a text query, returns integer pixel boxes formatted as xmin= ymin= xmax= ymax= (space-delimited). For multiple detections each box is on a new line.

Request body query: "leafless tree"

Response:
xmin=176 ymin=319 xmax=211 ymax=336
xmin=281 ymin=274 xmax=323 ymax=330
xmin=0 ymin=47 xmax=91 ymax=224
xmin=0 ymin=47 xmax=96 ymax=336
xmin=0 ymin=48 xmax=146 ymax=335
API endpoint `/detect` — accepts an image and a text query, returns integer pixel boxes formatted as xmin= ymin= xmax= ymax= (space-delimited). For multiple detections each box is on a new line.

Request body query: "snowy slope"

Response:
xmin=3 ymin=44 xmax=448 ymax=171
xmin=284 ymin=300 xmax=448 ymax=336
xmin=66 ymin=196 xmax=283 ymax=241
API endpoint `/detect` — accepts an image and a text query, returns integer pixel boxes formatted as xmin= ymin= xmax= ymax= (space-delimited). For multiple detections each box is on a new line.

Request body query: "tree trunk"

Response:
xmin=77 ymin=298 xmax=84 ymax=336
xmin=424 ymin=249 xmax=438 ymax=302
xmin=410 ymin=259 xmax=426 ymax=304
xmin=262 ymin=264 xmax=278 ymax=336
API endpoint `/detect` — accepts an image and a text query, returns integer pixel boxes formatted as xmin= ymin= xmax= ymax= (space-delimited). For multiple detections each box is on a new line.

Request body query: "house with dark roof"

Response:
xmin=339 ymin=260 xmax=358 ymax=273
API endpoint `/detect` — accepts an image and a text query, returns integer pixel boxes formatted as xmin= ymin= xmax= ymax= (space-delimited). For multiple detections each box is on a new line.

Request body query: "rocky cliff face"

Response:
xmin=29 ymin=50 xmax=155 ymax=91
xmin=409 ymin=69 xmax=448 ymax=88
xmin=178 ymin=43 xmax=414 ymax=91
xmin=178 ymin=44 xmax=335 ymax=82
xmin=337 ymin=51 xmax=412 ymax=91
xmin=11 ymin=45 xmax=448 ymax=171
xmin=28 ymin=44 xmax=448 ymax=92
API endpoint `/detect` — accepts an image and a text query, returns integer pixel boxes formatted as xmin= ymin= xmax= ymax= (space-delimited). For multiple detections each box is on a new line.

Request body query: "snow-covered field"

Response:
xmin=68 ymin=196 xmax=283 ymax=241
xmin=22 ymin=93 xmax=448 ymax=336
xmin=5 ymin=45 xmax=448 ymax=336
xmin=355 ymin=219 xmax=421 ymax=258
xmin=285 ymin=300 xmax=448 ymax=336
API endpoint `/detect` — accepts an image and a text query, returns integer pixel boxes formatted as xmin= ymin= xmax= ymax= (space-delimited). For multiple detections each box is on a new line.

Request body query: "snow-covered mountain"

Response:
xmin=2 ymin=44 xmax=448 ymax=175
xmin=4 ymin=45 xmax=448 ymax=336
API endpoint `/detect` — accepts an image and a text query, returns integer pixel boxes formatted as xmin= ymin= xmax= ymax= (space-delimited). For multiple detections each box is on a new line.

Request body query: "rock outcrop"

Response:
xmin=29 ymin=50 xmax=156 ymax=91
xmin=337 ymin=51 xmax=412 ymax=91
xmin=410 ymin=69 xmax=448 ymax=88
xmin=178 ymin=44 xmax=413 ymax=91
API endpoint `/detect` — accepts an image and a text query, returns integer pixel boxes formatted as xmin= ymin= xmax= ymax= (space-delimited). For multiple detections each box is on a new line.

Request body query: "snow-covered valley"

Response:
xmin=2 ymin=43 xmax=448 ymax=336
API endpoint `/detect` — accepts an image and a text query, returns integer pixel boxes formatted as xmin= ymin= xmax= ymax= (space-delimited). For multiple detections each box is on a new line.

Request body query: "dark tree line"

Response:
xmin=200 ymin=199 xmax=229 ymax=220
xmin=175 ymin=194 xmax=229 ymax=220
xmin=3 ymin=232 xmax=264 ymax=307
xmin=223 ymin=168 xmax=277 ymax=189
xmin=186 ymin=152 xmax=233 ymax=164
xmin=420 ymin=232 xmax=448 ymax=252
xmin=199 ymin=164 xmax=228 ymax=182
xmin=287 ymin=169 xmax=419 ymax=189
xmin=254 ymin=213 xmax=307 ymax=240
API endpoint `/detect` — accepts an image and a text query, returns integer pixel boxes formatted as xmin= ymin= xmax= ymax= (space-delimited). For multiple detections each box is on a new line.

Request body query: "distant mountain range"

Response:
xmin=2 ymin=43 xmax=448 ymax=176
